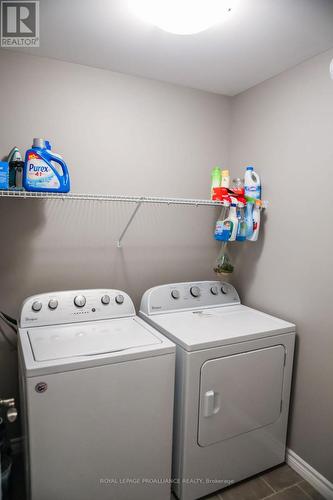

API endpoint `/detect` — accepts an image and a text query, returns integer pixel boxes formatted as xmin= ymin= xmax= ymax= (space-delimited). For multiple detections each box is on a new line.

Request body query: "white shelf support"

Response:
xmin=116 ymin=200 xmax=143 ymax=248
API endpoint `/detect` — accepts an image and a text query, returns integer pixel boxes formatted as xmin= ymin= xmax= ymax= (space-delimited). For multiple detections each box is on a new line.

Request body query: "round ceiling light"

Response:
xmin=129 ymin=0 xmax=233 ymax=35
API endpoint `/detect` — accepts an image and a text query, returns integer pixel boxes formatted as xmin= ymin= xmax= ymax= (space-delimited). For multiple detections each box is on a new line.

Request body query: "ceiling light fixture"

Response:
xmin=129 ymin=0 xmax=233 ymax=35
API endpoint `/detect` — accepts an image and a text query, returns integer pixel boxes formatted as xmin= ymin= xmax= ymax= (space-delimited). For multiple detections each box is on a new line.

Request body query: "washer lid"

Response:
xmin=142 ymin=305 xmax=295 ymax=351
xmin=28 ymin=317 xmax=161 ymax=362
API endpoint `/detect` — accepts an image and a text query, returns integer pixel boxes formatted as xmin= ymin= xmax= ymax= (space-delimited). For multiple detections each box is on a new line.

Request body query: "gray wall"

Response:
xmin=0 ymin=50 xmax=230 ymax=431
xmin=229 ymin=48 xmax=333 ymax=482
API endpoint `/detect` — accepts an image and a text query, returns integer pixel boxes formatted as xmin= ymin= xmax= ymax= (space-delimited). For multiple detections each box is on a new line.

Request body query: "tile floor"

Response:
xmin=8 ymin=455 xmax=324 ymax=500
xmin=192 ymin=464 xmax=325 ymax=500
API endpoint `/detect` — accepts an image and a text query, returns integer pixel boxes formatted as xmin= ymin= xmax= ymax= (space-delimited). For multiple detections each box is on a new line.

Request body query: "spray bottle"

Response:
xmin=244 ymin=165 xmax=261 ymax=241
xmin=247 ymin=199 xmax=261 ymax=241
xmin=214 ymin=197 xmax=231 ymax=241
xmin=236 ymin=197 xmax=247 ymax=241
xmin=228 ymin=198 xmax=239 ymax=241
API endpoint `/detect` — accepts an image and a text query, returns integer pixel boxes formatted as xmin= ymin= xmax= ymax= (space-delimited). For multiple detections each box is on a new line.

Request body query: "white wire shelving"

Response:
xmin=0 ymin=190 xmax=225 ymax=246
xmin=0 ymin=190 xmax=225 ymax=205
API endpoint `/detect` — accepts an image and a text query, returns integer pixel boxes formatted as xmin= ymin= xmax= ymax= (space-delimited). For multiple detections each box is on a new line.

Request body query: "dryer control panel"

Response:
xmin=20 ymin=289 xmax=135 ymax=328
xmin=140 ymin=281 xmax=240 ymax=315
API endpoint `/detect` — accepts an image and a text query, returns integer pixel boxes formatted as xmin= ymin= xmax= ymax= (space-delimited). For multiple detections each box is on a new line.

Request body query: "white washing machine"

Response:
xmin=18 ymin=289 xmax=175 ymax=500
xmin=140 ymin=281 xmax=295 ymax=500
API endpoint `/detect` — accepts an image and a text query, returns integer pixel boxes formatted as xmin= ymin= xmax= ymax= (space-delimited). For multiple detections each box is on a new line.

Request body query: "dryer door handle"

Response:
xmin=203 ymin=390 xmax=221 ymax=417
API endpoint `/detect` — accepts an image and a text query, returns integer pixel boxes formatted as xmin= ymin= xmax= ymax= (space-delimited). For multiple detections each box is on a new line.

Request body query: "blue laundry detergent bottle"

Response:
xmin=23 ymin=138 xmax=70 ymax=193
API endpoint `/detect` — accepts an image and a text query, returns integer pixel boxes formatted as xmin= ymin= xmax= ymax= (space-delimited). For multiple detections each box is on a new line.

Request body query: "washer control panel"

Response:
xmin=20 ymin=289 xmax=134 ymax=328
xmin=140 ymin=281 xmax=240 ymax=315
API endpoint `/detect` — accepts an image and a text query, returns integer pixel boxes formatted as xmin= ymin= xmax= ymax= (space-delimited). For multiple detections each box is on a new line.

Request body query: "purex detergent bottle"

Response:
xmin=23 ymin=138 xmax=70 ymax=193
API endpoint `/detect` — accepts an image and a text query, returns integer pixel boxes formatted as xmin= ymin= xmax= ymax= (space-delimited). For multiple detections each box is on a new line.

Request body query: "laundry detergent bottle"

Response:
xmin=23 ymin=138 xmax=70 ymax=193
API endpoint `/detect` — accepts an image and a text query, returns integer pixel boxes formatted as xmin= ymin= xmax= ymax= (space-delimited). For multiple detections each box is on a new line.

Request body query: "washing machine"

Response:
xmin=140 ymin=281 xmax=295 ymax=500
xmin=18 ymin=289 xmax=175 ymax=500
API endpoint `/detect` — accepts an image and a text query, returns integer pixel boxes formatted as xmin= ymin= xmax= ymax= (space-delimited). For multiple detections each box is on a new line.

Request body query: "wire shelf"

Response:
xmin=0 ymin=190 xmax=226 ymax=246
xmin=0 ymin=190 xmax=225 ymax=207
xmin=0 ymin=190 xmax=267 ymax=246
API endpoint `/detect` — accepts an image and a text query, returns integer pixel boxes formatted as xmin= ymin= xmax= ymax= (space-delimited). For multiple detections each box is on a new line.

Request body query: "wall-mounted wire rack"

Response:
xmin=0 ymin=190 xmax=226 ymax=247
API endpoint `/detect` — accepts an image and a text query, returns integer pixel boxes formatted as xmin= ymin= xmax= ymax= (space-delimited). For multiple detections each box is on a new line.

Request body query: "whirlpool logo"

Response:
xmin=1 ymin=1 xmax=39 ymax=47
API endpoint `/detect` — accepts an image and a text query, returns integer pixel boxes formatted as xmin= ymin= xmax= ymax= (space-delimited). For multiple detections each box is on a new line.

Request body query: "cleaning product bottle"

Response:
xmin=214 ymin=198 xmax=238 ymax=242
xmin=23 ymin=138 xmax=70 ymax=193
xmin=236 ymin=197 xmax=247 ymax=241
xmin=245 ymin=202 xmax=254 ymax=239
xmin=228 ymin=199 xmax=239 ymax=241
xmin=211 ymin=167 xmax=221 ymax=199
xmin=244 ymin=166 xmax=261 ymax=240
xmin=244 ymin=165 xmax=261 ymax=200
xmin=231 ymin=177 xmax=244 ymax=196
xmin=221 ymin=169 xmax=230 ymax=189
xmin=7 ymin=147 xmax=24 ymax=189
xmin=247 ymin=199 xmax=261 ymax=241
xmin=214 ymin=198 xmax=231 ymax=241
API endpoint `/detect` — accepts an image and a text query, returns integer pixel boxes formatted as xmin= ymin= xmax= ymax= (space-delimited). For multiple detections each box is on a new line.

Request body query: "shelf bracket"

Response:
xmin=116 ymin=200 xmax=143 ymax=248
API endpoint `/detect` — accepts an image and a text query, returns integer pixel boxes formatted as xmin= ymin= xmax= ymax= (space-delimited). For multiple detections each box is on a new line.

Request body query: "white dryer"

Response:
xmin=140 ymin=281 xmax=295 ymax=500
xmin=18 ymin=289 xmax=175 ymax=500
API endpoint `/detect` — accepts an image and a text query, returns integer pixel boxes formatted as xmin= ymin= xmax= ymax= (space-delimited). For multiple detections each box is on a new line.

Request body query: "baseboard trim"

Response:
xmin=286 ymin=448 xmax=333 ymax=500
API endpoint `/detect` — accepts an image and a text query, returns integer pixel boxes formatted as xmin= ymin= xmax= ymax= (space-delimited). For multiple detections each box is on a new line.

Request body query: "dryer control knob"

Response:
xmin=48 ymin=299 xmax=58 ymax=310
xmin=101 ymin=295 xmax=110 ymax=305
xmin=171 ymin=290 xmax=180 ymax=299
xmin=221 ymin=284 xmax=228 ymax=295
xmin=210 ymin=286 xmax=219 ymax=295
xmin=32 ymin=301 xmax=42 ymax=312
xmin=115 ymin=294 xmax=124 ymax=305
xmin=190 ymin=286 xmax=201 ymax=298
xmin=74 ymin=295 xmax=86 ymax=308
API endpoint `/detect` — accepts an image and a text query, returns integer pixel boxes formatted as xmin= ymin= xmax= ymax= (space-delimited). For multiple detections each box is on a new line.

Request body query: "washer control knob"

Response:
xmin=74 ymin=295 xmax=86 ymax=308
xmin=171 ymin=290 xmax=180 ymax=300
xmin=48 ymin=299 xmax=58 ymax=310
xmin=190 ymin=286 xmax=201 ymax=298
xmin=221 ymin=284 xmax=228 ymax=295
xmin=32 ymin=301 xmax=42 ymax=312
xmin=210 ymin=286 xmax=219 ymax=295
xmin=115 ymin=294 xmax=124 ymax=305
xmin=101 ymin=295 xmax=110 ymax=305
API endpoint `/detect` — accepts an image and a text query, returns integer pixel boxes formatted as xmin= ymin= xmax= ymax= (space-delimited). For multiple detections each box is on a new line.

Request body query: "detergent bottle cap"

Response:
xmin=246 ymin=165 xmax=254 ymax=171
xmin=33 ymin=138 xmax=46 ymax=149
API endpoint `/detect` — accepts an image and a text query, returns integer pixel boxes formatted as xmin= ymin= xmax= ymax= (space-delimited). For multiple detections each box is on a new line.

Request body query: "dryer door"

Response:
xmin=198 ymin=345 xmax=285 ymax=447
